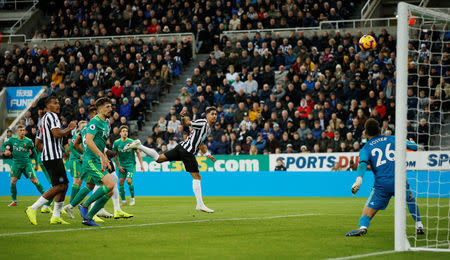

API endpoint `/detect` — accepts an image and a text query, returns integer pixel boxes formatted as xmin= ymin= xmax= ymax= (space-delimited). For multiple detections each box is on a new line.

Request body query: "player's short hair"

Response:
xmin=205 ymin=106 xmax=217 ymax=115
xmin=45 ymin=95 xmax=58 ymax=106
xmin=95 ymin=97 xmax=111 ymax=108
xmin=119 ymin=125 xmax=129 ymax=132
xmin=88 ymin=107 xmax=97 ymax=115
xmin=365 ymin=118 xmax=380 ymax=137
xmin=16 ymin=125 xmax=25 ymax=130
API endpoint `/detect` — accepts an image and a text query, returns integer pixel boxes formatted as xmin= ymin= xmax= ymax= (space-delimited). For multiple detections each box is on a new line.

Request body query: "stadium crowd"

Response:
xmin=0 ymin=36 xmax=193 ymax=146
xmin=36 ymin=0 xmax=358 ymax=46
xmin=146 ymin=27 xmax=449 ymax=155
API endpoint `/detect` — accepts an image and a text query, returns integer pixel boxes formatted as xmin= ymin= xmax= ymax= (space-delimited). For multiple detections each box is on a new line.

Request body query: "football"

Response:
xmin=359 ymin=34 xmax=377 ymax=51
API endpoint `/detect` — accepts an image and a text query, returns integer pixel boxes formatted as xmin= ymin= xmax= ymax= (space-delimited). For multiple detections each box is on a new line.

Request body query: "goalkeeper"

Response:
xmin=346 ymin=118 xmax=424 ymax=237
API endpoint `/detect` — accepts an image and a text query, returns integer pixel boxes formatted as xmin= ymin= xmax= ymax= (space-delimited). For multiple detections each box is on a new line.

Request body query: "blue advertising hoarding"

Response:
xmin=6 ymin=86 xmax=42 ymax=116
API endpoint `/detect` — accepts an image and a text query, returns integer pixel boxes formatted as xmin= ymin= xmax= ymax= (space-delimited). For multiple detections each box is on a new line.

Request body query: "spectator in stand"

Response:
xmin=119 ymin=97 xmax=132 ymax=120
xmin=111 ymin=80 xmax=123 ymax=98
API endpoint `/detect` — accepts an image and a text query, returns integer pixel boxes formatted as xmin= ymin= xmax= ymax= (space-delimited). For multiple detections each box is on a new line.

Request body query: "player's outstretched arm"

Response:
xmin=352 ymin=162 xmax=367 ymax=195
xmin=200 ymin=143 xmax=216 ymax=162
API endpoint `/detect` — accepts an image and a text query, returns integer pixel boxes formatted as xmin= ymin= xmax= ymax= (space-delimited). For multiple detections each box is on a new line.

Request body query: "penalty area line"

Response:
xmin=0 ymin=213 xmax=320 ymax=237
xmin=326 ymin=250 xmax=397 ymax=260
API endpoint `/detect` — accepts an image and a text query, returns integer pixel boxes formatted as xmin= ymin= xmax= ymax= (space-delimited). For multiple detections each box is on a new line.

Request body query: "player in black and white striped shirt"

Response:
xmin=26 ymin=96 xmax=77 ymax=225
xmin=125 ymin=107 xmax=217 ymax=213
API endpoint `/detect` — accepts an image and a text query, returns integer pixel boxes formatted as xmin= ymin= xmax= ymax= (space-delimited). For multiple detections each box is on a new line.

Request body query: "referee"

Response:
xmin=26 ymin=96 xmax=76 ymax=225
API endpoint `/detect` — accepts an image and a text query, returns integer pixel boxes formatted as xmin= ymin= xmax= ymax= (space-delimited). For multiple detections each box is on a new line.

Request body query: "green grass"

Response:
xmin=0 ymin=196 xmax=449 ymax=259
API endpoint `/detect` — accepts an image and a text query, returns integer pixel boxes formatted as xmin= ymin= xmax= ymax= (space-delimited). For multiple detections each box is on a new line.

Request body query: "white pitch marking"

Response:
xmin=326 ymin=250 xmax=397 ymax=260
xmin=0 ymin=213 xmax=320 ymax=237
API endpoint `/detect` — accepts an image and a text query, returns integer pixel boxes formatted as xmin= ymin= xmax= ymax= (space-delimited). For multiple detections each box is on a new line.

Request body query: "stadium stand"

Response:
xmin=34 ymin=0 xmax=359 ymax=43
xmin=0 ymin=35 xmax=193 ymax=145
xmin=0 ymin=1 xmax=447 ymax=156
xmin=145 ymin=27 xmax=449 ymax=155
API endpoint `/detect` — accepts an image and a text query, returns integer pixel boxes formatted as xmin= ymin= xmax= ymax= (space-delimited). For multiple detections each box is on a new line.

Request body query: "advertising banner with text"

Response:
xmin=6 ymin=86 xmax=42 ymax=116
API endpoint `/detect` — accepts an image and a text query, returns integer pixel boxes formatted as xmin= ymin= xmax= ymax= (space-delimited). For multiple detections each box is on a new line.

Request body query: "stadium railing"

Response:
xmin=6 ymin=0 xmax=38 ymax=33
xmin=220 ymin=17 xmax=397 ymax=42
xmin=1 ymin=32 xmax=196 ymax=59
xmin=0 ymin=0 xmax=37 ymax=10
xmin=319 ymin=17 xmax=397 ymax=30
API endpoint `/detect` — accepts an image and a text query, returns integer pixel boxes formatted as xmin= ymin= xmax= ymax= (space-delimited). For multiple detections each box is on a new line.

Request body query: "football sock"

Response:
xmin=192 ymin=179 xmax=205 ymax=207
xmin=112 ymin=183 xmax=121 ymax=211
xmin=407 ymin=196 xmax=422 ymax=222
xmin=31 ymin=196 xmax=49 ymax=210
xmin=128 ymin=183 xmax=135 ymax=198
xmin=87 ymin=195 xmax=111 ymax=220
xmin=10 ymin=183 xmax=17 ymax=201
xmin=70 ymin=184 xmax=80 ymax=203
xmin=359 ymin=215 xmax=371 ymax=229
xmin=52 ymin=201 xmax=64 ymax=218
xmin=44 ymin=198 xmax=53 ymax=207
xmin=70 ymin=186 xmax=92 ymax=207
xmin=119 ymin=184 xmax=126 ymax=200
xmin=138 ymin=145 xmax=159 ymax=161
xmin=34 ymin=182 xmax=45 ymax=194
xmin=82 ymin=185 xmax=110 ymax=208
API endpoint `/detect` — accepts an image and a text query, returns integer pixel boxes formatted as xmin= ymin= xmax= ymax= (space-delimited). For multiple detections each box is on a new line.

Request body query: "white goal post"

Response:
xmin=395 ymin=2 xmax=450 ymax=252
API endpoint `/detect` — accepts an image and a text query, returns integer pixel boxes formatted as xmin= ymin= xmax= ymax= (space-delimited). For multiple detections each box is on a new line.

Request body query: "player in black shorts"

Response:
xmin=125 ymin=107 xmax=217 ymax=213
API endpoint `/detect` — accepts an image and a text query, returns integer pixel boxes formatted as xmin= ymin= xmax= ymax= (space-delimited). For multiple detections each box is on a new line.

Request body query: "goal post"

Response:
xmin=395 ymin=1 xmax=409 ymax=252
xmin=395 ymin=2 xmax=450 ymax=252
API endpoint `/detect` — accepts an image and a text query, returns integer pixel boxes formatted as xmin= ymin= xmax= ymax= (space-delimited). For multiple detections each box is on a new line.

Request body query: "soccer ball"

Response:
xmin=358 ymin=35 xmax=377 ymax=51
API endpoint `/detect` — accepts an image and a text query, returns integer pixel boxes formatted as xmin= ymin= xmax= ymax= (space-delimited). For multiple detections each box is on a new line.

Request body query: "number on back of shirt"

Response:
xmin=371 ymin=143 xmax=395 ymax=167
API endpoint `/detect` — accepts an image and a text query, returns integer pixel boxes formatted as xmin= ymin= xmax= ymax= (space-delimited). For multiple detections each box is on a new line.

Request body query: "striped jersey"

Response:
xmin=40 ymin=111 xmax=63 ymax=161
xmin=180 ymin=119 xmax=211 ymax=154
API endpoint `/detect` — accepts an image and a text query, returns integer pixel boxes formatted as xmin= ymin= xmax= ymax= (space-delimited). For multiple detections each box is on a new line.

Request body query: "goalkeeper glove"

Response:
xmin=351 ymin=176 xmax=362 ymax=195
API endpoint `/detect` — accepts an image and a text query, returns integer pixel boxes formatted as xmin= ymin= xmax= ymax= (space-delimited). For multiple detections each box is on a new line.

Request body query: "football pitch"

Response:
xmin=0 ymin=196 xmax=449 ymax=259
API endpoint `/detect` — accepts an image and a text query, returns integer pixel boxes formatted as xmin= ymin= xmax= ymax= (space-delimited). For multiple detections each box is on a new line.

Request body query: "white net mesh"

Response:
xmin=405 ymin=8 xmax=450 ymax=250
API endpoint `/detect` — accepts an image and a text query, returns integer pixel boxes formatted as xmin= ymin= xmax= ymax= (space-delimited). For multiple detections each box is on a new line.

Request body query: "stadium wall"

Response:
xmin=0 ymin=152 xmax=447 ymax=197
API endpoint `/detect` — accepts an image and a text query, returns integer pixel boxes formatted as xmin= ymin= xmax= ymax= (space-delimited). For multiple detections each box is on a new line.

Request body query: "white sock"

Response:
xmin=31 ymin=196 xmax=49 ymax=210
xmin=192 ymin=179 xmax=205 ymax=207
xmin=42 ymin=205 xmax=50 ymax=209
xmin=416 ymin=221 xmax=423 ymax=229
xmin=112 ymin=183 xmax=121 ymax=211
xmin=90 ymin=185 xmax=101 ymax=210
xmin=110 ymin=171 xmax=121 ymax=211
xmin=360 ymin=226 xmax=368 ymax=229
xmin=52 ymin=201 xmax=64 ymax=218
xmin=138 ymin=145 xmax=160 ymax=161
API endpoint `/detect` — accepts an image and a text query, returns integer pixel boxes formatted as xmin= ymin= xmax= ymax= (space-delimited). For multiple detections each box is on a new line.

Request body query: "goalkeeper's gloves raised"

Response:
xmin=351 ymin=176 xmax=362 ymax=195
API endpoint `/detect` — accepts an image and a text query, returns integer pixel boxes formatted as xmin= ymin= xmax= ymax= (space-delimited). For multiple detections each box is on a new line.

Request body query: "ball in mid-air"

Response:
xmin=359 ymin=34 xmax=377 ymax=51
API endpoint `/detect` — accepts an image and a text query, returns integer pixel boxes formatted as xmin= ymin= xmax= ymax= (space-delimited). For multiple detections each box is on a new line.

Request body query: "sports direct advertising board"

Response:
xmin=269 ymin=151 xmax=450 ymax=171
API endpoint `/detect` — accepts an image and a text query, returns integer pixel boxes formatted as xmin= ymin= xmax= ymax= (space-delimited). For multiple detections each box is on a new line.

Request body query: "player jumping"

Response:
xmin=1 ymin=125 xmax=46 ymax=207
xmin=346 ymin=118 xmax=424 ymax=236
xmin=112 ymin=125 xmax=144 ymax=206
xmin=124 ymin=106 xmax=217 ymax=213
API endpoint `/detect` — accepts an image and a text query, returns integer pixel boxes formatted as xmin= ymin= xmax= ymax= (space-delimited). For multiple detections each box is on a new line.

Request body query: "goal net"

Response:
xmin=396 ymin=2 xmax=450 ymax=252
